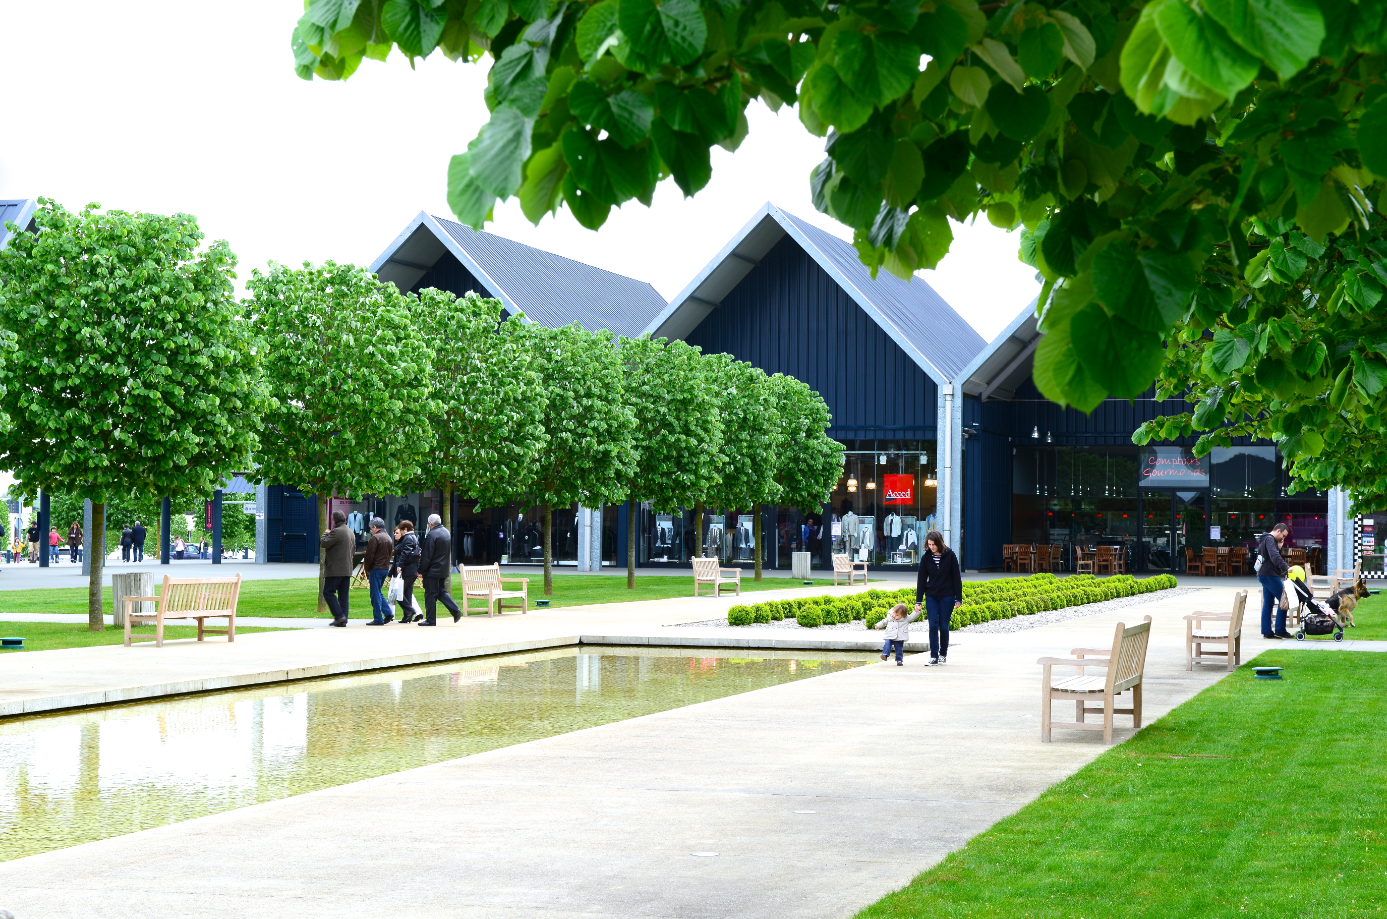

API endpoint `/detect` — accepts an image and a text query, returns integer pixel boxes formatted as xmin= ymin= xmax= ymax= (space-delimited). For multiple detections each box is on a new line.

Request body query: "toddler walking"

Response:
xmin=874 ymin=602 xmax=920 ymax=665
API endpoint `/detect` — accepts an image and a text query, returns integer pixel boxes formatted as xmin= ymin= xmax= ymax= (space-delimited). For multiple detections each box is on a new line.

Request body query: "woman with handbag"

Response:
xmin=389 ymin=520 xmax=422 ymax=623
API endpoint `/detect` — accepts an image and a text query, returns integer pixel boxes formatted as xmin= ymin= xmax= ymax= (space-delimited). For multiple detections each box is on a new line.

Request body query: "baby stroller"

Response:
xmin=1288 ymin=573 xmax=1345 ymax=641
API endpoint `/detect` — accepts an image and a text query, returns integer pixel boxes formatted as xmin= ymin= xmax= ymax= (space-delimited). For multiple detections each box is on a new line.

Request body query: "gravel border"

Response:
xmin=667 ymin=587 xmax=1206 ymax=634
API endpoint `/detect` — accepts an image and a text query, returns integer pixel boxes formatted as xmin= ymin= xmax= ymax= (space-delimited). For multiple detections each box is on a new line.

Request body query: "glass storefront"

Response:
xmin=1010 ymin=443 xmax=1328 ymax=572
xmin=825 ymin=440 xmax=939 ymax=568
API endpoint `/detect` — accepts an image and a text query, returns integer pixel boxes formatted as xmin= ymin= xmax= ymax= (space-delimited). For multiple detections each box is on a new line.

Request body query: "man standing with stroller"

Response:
xmin=1256 ymin=522 xmax=1293 ymax=640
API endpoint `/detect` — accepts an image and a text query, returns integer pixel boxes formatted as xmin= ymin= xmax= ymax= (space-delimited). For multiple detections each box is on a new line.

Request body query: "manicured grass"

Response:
xmin=0 ymin=621 xmax=286 ymax=652
xmin=1281 ymin=584 xmax=1387 ymax=642
xmin=857 ymin=650 xmax=1387 ymax=919
xmin=0 ymin=573 xmax=853 ymax=620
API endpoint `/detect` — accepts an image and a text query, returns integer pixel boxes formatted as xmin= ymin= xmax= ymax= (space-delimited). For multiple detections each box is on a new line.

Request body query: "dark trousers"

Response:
xmin=882 ymin=638 xmax=905 ymax=662
xmin=1259 ymin=575 xmax=1287 ymax=635
xmin=422 ymin=575 xmax=460 ymax=625
xmin=323 ymin=575 xmax=351 ymax=621
xmin=122 ymin=544 xmax=131 ymax=562
xmin=396 ymin=572 xmax=418 ymax=620
xmin=133 ymin=544 xmax=144 ymax=562
xmin=926 ymin=595 xmax=955 ymax=658
xmin=368 ymin=569 xmax=390 ymax=623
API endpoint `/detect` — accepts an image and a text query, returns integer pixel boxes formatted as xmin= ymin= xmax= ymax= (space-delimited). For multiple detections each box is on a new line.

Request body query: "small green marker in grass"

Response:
xmin=1 ymin=637 xmax=24 ymax=649
xmin=535 ymin=599 xmax=551 ymax=608
xmin=1253 ymin=666 xmax=1284 ymax=680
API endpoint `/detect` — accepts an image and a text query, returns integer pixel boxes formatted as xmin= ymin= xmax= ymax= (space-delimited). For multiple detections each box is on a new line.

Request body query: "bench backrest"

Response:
xmin=159 ymin=575 xmax=243 ymax=615
xmin=832 ymin=553 xmax=851 ymax=572
xmin=462 ymin=564 xmax=502 ymax=592
xmin=1106 ymin=615 xmax=1152 ymax=694
xmin=692 ymin=558 xmax=719 ymax=578
xmin=1229 ymin=589 xmax=1247 ymax=634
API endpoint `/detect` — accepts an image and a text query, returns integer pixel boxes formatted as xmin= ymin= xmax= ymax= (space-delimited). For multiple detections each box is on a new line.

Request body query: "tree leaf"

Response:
xmin=651 ymin=121 xmax=712 ymax=196
xmin=986 ymin=83 xmax=1052 ymax=141
xmin=882 ymin=140 xmax=925 ymax=209
xmin=1192 ymin=386 xmax=1228 ymax=427
xmin=447 ymin=153 xmax=497 ymax=228
xmin=1357 ymin=96 xmax=1387 ymax=178
xmin=1352 ymin=352 xmax=1387 ymax=397
xmin=1139 ymin=249 xmax=1196 ymax=325
xmin=1154 ymin=0 xmax=1259 ymax=100
xmin=913 ymin=6 xmax=968 ymax=65
xmin=1019 ymin=22 xmax=1065 ymax=79
xmin=1208 ymin=327 xmax=1253 ymax=376
xmin=1094 ymin=242 xmax=1163 ymax=331
xmin=306 ymin=0 xmax=364 ymax=32
xmin=561 ymin=173 xmax=612 ymax=229
xmin=1120 ymin=2 xmax=1173 ymax=114
xmin=972 ymin=38 xmax=1026 ymax=92
xmin=807 ymin=64 xmax=874 ymax=133
xmin=1071 ymin=302 xmax=1166 ymax=396
xmin=518 ymin=143 xmax=568 ymax=224
xmin=619 ymin=0 xmax=706 ymax=68
xmin=948 ymin=65 xmax=991 ymax=108
xmin=1201 ymin=0 xmax=1324 ymax=80
xmin=1033 ymin=321 xmax=1109 ymax=412
xmin=833 ymin=32 xmax=920 ymax=108
xmin=576 ymin=0 xmax=624 ymax=64
xmin=1295 ymin=180 xmax=1351 ymax=243
xmin=830 ymin=125 xmax=894 ymax=186
xmin=381 ymin=0 xmax=446 ymax=57
xmin=468 ymin=105 xmax=533 ymax=198
xmin=1052 ymin=10 xmax=1097 ymax=70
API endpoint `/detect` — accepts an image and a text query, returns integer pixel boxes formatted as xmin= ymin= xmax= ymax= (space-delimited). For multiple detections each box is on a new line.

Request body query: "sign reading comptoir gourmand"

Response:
xmin=1139 ymin=447 xmax=1210 ymax=487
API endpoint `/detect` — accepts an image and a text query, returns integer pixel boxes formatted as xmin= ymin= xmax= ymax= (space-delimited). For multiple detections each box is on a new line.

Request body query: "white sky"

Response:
xmin=0 ymin=2 xmax=1038 ymax=347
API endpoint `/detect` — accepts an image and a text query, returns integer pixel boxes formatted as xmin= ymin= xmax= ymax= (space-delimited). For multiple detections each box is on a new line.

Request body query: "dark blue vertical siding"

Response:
xmin=964 ymin=396 xmax=1011 ymax=570
xmin=685 ymin=235 xmax=938 ymax=438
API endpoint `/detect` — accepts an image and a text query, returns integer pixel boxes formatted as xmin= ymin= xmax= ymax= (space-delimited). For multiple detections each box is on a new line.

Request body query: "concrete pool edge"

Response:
xmin=2 ymin=632 xmax=924 ymax=718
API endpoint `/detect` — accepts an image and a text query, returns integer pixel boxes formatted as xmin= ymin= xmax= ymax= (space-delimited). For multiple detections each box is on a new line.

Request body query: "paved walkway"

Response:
xmin=5 ymin=585 xmax=1373 ymax=918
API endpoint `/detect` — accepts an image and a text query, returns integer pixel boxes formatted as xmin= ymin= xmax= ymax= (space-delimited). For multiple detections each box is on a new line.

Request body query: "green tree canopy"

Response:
xmin=618 ymin=334 xmax=723 ymax=584
xmin=292 ymin=0 xmax=1387 ymax=499
xmin=416 ymin=289 xmax=547 ymax=523
xmin=0 ymin=200 xmax=264 ymax=627
xmin=527 ymin=322 xmax=636 ymax=593
xmin=768 ymin=373 xmax=843 ymax=513
xmin=247 ymin=261 xmax=436 ymax=607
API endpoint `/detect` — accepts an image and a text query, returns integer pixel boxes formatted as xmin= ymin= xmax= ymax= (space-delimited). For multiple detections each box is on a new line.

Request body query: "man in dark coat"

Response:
xmin=120 ymin=525 xmax=133 ymax=562
xmin=362 ymin=517 xmax=394 ymax=626
xmin=131 ymin=521 xmax=147 ymax=563
xmin=320 ymin=510 xmax=355 ymax=626
xmin=416 ymin=513 xmax=461 ymax=626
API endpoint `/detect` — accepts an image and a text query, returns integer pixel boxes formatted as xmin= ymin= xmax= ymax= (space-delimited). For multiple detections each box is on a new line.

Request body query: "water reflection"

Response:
xmin=0 ymin=647 xmax=868 ymax=861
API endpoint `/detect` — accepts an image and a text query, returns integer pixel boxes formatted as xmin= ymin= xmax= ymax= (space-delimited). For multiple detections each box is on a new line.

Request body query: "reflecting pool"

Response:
xmin=0 ymin=646 xmax=870 ymax=861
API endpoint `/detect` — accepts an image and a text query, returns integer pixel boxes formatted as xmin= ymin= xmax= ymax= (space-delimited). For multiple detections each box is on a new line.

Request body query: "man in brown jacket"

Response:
xmin=363 ymin=517 xmax=395 ymax=625
xmin=320 ymin=510 xmax=355 ymax=626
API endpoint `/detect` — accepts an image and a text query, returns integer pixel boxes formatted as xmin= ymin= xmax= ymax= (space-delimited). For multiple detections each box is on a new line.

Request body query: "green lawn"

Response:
xmin=857 ymin=649 xmax=1387 ymax=919
xmin=0 ymin=573 xmax=853 ymax=620
xmin=0 ymin=621 xmax=286 ymax=652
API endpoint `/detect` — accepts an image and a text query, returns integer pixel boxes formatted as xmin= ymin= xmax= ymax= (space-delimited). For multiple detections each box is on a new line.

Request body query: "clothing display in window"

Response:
xmin=705 ymin=522 xmax=724 ymax=558
xmin=394 ymin=502 xmax=417 ymax=526
xmin=347 ymin=511 xmax=365 ymax=534
xmin=655 ymin=515 xmax=674 ymax=548
xmin=840 ymin=512 xmax=860 ymax=552
xmin=884 ymin=513 xmax=902 ymax=538
xmin=857 ymin=517 xmax=876 ymax=557
xmin=735 ymin=515 xmax=756 ymax=561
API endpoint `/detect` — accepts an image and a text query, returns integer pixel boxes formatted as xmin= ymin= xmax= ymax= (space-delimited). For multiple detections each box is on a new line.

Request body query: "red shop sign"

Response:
xmin=883 ymin=473 xmax=914 ymax=505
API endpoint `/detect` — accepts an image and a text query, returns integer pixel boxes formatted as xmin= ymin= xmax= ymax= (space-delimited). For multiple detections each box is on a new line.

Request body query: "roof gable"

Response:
xmin=0 ymin=199 xmax=37 ymax=251
xmin=647 ymin=203 xmax=986 ymax=384
xmin=956 ymin=300 xmax=1040 ymax=400
xmin=370 ymin=212 xmax=666 ymax=338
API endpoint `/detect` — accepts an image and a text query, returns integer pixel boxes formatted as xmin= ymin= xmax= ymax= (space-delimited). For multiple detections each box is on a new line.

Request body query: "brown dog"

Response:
xmin=1326 ymin=578 xmax=1367 ymax=627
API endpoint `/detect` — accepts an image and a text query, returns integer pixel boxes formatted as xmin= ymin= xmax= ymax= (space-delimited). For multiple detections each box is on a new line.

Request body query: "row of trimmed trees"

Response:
xmin=0 ymin=201 xmax=843 ymax=626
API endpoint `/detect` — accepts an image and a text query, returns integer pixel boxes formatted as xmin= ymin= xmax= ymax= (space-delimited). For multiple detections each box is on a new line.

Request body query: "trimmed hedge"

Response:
xmin=726 ymin=573 xmax=1178 ymax=628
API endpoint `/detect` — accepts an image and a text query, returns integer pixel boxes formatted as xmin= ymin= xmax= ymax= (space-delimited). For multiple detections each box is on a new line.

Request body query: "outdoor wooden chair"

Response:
xmin=1039 ymin=615 xmax=1152 ymax=745
xmin=1202 ymin=547 xmax=1220 ymax=576
xmin=1002 ymin=544 xmax=1018 ymax=573
xmin=1073 ymin=545 xmax=1094 ymax=574
xmin=1185 ymin=590 xmax=1247 ymax=671
xmin=1033 ymin=544 xmax=1052 ymax=573
xmin=1048 ymin=544 xmax=1064 ymax=572
xmin=831 ymin=553 xmax=868 ymax=586
xmin=1094 ymin=545 xmax=1115 ymax=576
xmin=1227 ymin=547 xmax=1248 ymax=576
xmin=123 ymin=574 xmax=243 ymax=648
xmin=460 ymin=563 xmax=528 ymax=616
xmin=1015 ymin=544 xmax=1035 ymax=574
xmin=693 ymin=557 xmax=742 ymax=596
xmin=1185 ymin=547 xmax=1204 ymax=576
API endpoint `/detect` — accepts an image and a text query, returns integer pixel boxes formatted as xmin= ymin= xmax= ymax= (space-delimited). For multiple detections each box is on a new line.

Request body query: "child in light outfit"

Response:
xmin=874 ymin=602 xmax=920 ymax=665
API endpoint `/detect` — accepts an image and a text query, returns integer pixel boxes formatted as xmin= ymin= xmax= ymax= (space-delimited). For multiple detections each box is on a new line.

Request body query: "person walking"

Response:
xmin=120 ymin=525 xmax=133 ymax=563
xmin=417 ymin=513 xmax=461 ymax=626
xmin=1256 ymin=522 xmax=1293 ymax=639
xmin=26 ymin=521 xmax=39 ymax=563
xmin=131 ymin=521 xmax=147 ymax=563
xmin=874 ymin=602 xmax=921 ymax=665
xmin=363 ymin=517 xmax=394 ymax=626
xmin=320 ymin=510 xmax=355 ymax=627
xmin=389 ymin=520 xmax=422 ymax=623
xmin=68 ymin=521 xmax=83 ymax=564
xmin=48 ymin=526 xmax=61 ymax=563
xmin=914 ymin=529 xmax=963 ymax=666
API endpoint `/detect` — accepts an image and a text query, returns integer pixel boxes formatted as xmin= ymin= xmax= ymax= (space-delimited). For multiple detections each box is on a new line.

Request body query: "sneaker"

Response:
xmin=924 ymin=657 xmax=939 ymax=666
xmin=1274 ymin=630 xmax=1295 ymax=639
xmin=896 ymin=661 xmax=903 ymax=666
xmin=880 ymin=653 xmax=889 ymax=661
xmin=939 ymin=657 xmax=948 ymax=665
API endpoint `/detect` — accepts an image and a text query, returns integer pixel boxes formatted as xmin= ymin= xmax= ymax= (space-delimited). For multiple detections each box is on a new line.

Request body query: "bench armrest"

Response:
xmin=718 ymin=568 xmax=740 ymax=576
xmin=499 ymin=577 xmax=529 ymax=585
xmin=1037 ymin=656 xmax=1110 ymax=667
xmin=125 ymin=596 xmax=161 ymax=603
xmin=1070 ymin=648 xmax=1112 ymax=657
xmin=1184 ymin=612 xmax=1232 ymax=621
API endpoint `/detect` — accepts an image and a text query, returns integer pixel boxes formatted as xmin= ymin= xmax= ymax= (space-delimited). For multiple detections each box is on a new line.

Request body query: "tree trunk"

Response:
xmin=317 ymin=494 xmax=329 ymax=614
xmin=88 ymin=502 xmax=105 ymax=631
xmin=753 ymin=502 xmax=763 ymax=581
xmin=627 ymin=497 xmax=637 ymax=589
xmin=542 ymin=503 xmax=553 ymax=596
xmin=693 ymin=501 xmax=704 ymax=559
xmin=442 ymin=484 xmax=453 ymax=531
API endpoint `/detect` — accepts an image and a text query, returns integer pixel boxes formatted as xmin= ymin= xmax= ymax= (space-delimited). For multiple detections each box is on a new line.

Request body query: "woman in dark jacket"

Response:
xmin=913 ymin=530 xmax=963 ymax=666
xmin=389 ymin=520 xmax=422 ymax=623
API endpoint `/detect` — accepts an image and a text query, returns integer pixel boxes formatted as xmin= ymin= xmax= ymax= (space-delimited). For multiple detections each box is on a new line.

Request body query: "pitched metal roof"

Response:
xmin=955 ymin=300 xmax=1041 ymax=400
xmin=646 ymin=203 xmax=987 ymax=385
xmin=0 ymin=199 xmax=37 ymax=251
xmin=370 ymin=212 xmax=666 ymax=338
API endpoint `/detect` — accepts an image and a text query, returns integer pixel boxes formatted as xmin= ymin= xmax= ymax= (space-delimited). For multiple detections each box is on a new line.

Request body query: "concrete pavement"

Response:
xmin=4 ymin=585 xmax=1365 ymax=918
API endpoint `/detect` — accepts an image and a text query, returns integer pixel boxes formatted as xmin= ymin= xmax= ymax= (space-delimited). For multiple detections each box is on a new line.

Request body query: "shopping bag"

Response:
xmin=387 ymin=576 xmax=404 ymax=604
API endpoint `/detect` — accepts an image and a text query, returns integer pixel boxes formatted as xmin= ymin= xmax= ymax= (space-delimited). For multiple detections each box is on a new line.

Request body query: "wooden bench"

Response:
xmin=1039 ymin=615 xmax=1152 ymax=744
xmin=693 ymin=557 xmax=741 ymax=597
xmin=460 ymin=563 xmax=528 ymax=616
xmin=832 ymin=552 xmax=867 ymax=586
xmin=123 ymin=574 xmax=244 ymax=648
xmin=1185 ymin=589 xmax=1247 ymax=671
